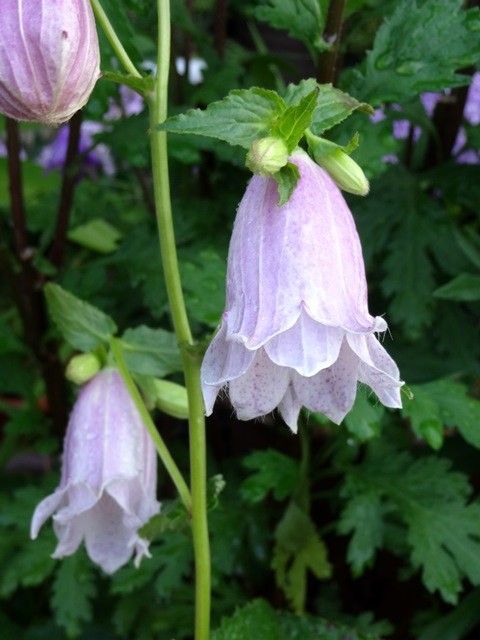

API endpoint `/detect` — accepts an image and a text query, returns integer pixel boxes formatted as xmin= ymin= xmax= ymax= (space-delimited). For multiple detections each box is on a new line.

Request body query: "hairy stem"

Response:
xmin=89 ymin=0 xmax=142 ymax=78
xmin=49 ymin=110 xmax=83 ymax=268
xmin=150 ymin=1 xmax=211 ymax=637
xmin=317 ymin=0 xmax=346 ymax=84
xmin=111 ymin=338 xmax=192 ymax=511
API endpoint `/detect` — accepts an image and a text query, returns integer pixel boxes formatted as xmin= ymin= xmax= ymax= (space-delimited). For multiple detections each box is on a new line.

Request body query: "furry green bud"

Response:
xmin=246 ymin=137 xmax=289 ymax=176
xmin=307 ymin=134 xmax=369 ymax=196
xmin=152 ymin=380 xmax=189 ymax=420
xmin=66 ymin=353 xmax=102 ymax=385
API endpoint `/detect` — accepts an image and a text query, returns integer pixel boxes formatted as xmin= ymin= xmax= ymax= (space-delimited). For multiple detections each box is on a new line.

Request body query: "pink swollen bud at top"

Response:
xmin=0 ymin=0 xmax=100 ymax=125
xmin=201 ymin=149 xmax=403 ymax=432
xmin=31 ymin=368 xmax=160 ymax=574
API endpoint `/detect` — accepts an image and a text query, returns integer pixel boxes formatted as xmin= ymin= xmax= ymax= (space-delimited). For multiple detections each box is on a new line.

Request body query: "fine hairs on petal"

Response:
xmin=30 ymin=369 xmax=160 ymax=574
xmin=200 ymin=149 xmax=403 ymax=431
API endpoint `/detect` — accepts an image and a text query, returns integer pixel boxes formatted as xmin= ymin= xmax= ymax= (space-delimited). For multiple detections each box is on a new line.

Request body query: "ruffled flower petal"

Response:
xmin=228 ymin=349 xmax=289 ymax=421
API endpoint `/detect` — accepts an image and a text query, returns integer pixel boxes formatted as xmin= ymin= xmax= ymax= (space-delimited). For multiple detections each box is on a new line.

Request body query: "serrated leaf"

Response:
xmin=349 ymin=0 xmax=480 ymax=104
xmin=345 ymin=386 xmax=385 ymax=441
xmin=45 ymin=283 xmax=117 ymax=351
xmin=51 ymin=554 xmax=96 ymax=638
xmin=68 ymin=218 xmax=122 ymax=254
xmin=381 ymin=194 xmax=436 ymax=339
xmin=272 ymin=502 xmax=331 ymax=613
xmin=273 ymin=162 xmax=300 ymax=205
xmin=120 ymin=325 xmax=182 ymax=377
xmin=434 ymin=273 xmax=480 ymax=301
xmin=272 ymin=87 xmax=318 ymax=152
xmin=340 ymin=441 xmax=480 ymax=603
xmin=241 ymin=449 xmax=299 ymax=503
xmin=284 ymin=80 xmax=372 ymax=134
xmin=181 ymin=249 xmax=226 ymax=327
xmin=158 ymin=88 xmax=286 ymax=149
xmin=253 ymin=0 xmax=328 ymax=58
xmin=338 ymin=493 xmax=387 ymax=575
xmin=412 ymin=380 xmax=480 ymax=449
xmin=213 ymin=600 xmax=280 ymax=640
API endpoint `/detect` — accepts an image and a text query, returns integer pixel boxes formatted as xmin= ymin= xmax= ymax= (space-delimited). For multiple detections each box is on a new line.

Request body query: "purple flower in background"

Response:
xmin=464 ymin=72 xmax=480 ymax=126
xmin=31 ymin=368 xmax=160 ymax=574
xmin=38 ymin=121 xmax=115 ymax=176
xmin=201 ymin=150 xmax=403 ymax=431
xmin=104 ymin=85 xmax=145 ymax=121
xmin=0 ymin=0 xmax=100 ymax=125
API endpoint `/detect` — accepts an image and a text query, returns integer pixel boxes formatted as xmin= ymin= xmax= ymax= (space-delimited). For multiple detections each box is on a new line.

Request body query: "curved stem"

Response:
xmin=89 ymin=0 xmax=142 ymax=78
xmin=150 ymin=1 xmax=211 ymax=638
xmin=111 ymin=338 xmax=192 ymax=512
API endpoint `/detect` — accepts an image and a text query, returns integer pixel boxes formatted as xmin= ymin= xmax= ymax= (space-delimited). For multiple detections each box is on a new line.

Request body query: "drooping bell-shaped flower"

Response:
xmin=31 ymin=368 xmax=160 ymax=574
xmin=0 ymin=0 xmax=100 ymax=125
xmin=201 ymin=149 xmax=403 ymax=432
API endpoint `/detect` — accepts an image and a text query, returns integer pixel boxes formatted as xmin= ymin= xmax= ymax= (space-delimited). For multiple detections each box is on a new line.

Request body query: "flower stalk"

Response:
xmin=91 ymin=0 xmax=212 ymax=637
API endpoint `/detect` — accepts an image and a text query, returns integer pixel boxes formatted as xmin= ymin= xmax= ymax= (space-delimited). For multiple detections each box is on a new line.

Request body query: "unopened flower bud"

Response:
xmin=66 ymin=353 xmax=101 ymax=385
xmin=0 ymin=0 xmax=100 ymax=125
xmin=308 ymin=135 xmax=369 ymax=196
xmin=246 ymin=137 xmax=289 ymax=176
xmin=153 ymin=379 xmax=189 ymax=420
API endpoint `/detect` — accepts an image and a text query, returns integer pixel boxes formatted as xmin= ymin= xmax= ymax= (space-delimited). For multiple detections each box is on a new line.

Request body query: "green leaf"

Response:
xmin=241 ymin=449 xmax=299 ymax=503
xmin=434 ymin=273 xmax=480 ymax=301
xmin=409 ymin=380 xmax=480 ymax=449
xmin=402 ymin=384 xmax=445 ymax=450
xmin=68 ymin=218 xmax=123 ymax=254
xmin=341 ymin=441 xmax=480 ymax=603
xmin=418 ymin=586 xmax=480 ymax=640
xmin=120 ymin=325 xmax=182 ymax=377
xmin=272 ymin=87 xmax=318 ymax=152
xmin=45 ymin=283 xmax=117 ymax=351
xmin=345 ymin=387 xmax=385 ymax=441
xmin=51 ymin=554 xmax=96 ymax=638
xmin=284 ymin=80 xmax=372 ymax=135
xmin=338 ymin=493 xmax=387 ymax=575
xmin=158 ymin=88 xmax=286 ymax=149
xmin=213 ymin=600 xmax=280 ymax=640
xmin=381 ymin=189 xmax=436 ymax=339
xmin=253 ymin=0 xmax=328 ymax=57
xmin=212 ymin=599 xmax=380 ymax=640
xmin=102 ymin=71 xmax=154 ymax=96
xmin=273 ymin=162 xmax=300 ymax=205
xmin=349 ymin=0 xmax=480 ymax=104
xmin=0 ymin=534 xmax=56 ymax=597
xmin=272 ymin=502 xmax=331 ymax=613
xmin=181 ymin=249 xmax=226 ymax=327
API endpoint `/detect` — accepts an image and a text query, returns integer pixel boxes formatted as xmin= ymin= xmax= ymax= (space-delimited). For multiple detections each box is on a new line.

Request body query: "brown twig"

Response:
xmin=317 ymin=0 xmax=346 ymax=84
xmin=49 ymin=110 xmax=83 ymax=268
xmin=5 ymin=119 xmax=29 ymax=257
xmin=423 ymin=84 xmax=470 ymax=169
xmin=214 ymin=0 xmax=228 ymax=57
xmin=5 ymin=118 xmax=68 ymax=433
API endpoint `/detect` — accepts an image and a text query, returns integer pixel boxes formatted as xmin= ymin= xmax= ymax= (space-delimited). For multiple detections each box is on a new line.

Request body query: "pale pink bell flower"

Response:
xmin=31 ymin=368 xmax=160 ymax=574
xmin=201 ymin=149 xmax=403 ymax=432
xmin=0 ymin=0 xmax=100 ymax=125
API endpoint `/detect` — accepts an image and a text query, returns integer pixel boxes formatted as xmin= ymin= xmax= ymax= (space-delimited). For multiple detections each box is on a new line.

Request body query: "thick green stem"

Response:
xmin=89 ymin=0 xmax=142 ymax=78
xmin=92 ymin=1 xmax=211 ymax=636
xmin=111 ymin=338 xmax=192 ymax=512
xmin=149 ymin=1 xmax=211 ymax=639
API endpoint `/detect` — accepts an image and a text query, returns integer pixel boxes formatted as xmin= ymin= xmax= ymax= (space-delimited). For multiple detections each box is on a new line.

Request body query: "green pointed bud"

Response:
xmin=152 ymin=379 xmax=189 ymax=420
xmin=307 ymin=133 xmax=369 ymax=197
xmin=245 ymin=136 xmax=289 ymax=176
xmin=66 ymin=353 xmax=101 ymax=385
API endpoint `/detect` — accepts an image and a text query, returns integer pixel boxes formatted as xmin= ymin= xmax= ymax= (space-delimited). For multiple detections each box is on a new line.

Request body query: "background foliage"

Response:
xmin=0 ymin=0 xmax=480 ymax=638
